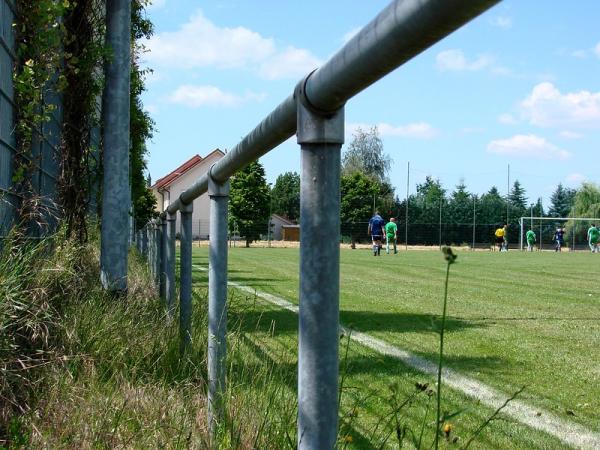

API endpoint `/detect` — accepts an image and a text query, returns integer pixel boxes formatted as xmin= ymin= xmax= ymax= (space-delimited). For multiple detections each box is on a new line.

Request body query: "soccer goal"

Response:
xmin=519 ymin=217 xmax=599 ymax=251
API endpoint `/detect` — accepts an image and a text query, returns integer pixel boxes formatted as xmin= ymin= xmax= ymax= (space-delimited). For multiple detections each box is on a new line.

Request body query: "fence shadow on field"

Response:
xmin=231 ymin=308 xmax=484 ymax=336
xmin=341 ymin=310 xmax=484 ymax=334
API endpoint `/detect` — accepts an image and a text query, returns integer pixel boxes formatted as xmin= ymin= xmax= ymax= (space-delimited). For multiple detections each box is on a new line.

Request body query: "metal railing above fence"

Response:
xmin=136 ymin=0 xmax=501 ymax=446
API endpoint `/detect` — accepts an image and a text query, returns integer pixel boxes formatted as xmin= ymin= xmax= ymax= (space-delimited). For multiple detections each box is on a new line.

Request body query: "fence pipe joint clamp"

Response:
xmin=295 ymin=71 xmax=345 ymax=145
xmin=179 ymin=196 xmax=193 ymax=214
xmin=208 ymin=164 xmax=230 ymax=198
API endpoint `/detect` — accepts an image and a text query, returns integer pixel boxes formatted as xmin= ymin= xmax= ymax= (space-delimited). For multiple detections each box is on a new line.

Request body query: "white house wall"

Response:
xmin=152 ymin=151 xmax=224 ymax=239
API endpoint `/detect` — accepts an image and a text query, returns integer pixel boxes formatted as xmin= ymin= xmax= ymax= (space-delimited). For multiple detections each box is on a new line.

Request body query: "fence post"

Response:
xmin=295 ymin=78 xmax=344 ymax=450
xmin=179 ymin=201 xmax=193 ymax=353
xmin=207 ymin=167 xmax=230 ymax=436
xmin=160 ymin=217 xmax=167 ymax=300
xmin=100 ymin=0 xmax=131 ymax=293
xmin=472 ymin=195 xmax=476 ymax=251
xmin=154 ymin=220 xmax=162 ymax=286
xmin=148 ymin=223 xmax=155 ymax=279
xmin=519 ymin=217 xmax=523 ymax=251
xmin=142 ymin=226 xmax=148 ymax=258
xmin=166 ymin=212 xmax=177 ymax=317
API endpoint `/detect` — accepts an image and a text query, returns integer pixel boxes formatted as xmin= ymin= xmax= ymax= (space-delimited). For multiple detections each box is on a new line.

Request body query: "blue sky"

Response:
xmin=142 ymin=0 xmax=599 ymax=207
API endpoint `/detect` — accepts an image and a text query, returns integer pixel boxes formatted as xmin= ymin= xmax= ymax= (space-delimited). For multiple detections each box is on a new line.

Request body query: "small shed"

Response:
xmin=270 ymin=214 xmax=295 ymax=240
xmin=282 ymin=224 xmax=300 ymax=242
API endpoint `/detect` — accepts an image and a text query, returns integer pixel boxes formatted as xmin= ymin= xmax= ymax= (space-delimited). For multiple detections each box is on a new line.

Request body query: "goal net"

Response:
xmin=519 ymin=217 xmax=599 ymax=251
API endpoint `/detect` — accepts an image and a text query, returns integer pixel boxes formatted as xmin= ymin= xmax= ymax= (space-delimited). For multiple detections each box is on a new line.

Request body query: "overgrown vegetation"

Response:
xmin=11 ymin=0 xmax=156 ymax=241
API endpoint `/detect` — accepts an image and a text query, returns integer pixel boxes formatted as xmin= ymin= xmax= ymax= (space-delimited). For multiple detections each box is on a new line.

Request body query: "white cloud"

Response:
xmin=520 ymin=82 xmax=600 ymax=128
xmin=487 ymin=134 xmax=571 ymax=160
xmin=559 ymin=130 xmax=583 ymax=139
xmin=147 ymin=0 xmax=166 ymax=9
xmin=490 ymin=16 xmax=512 ymax=29
xmin=259 ymin=47 xmax=322 ymax=80
xmin=498 ymin=113 xmax=517 ymax=125
xmin=145 ymin=10 xmax=321 ymax=80
xmin=145 ymin=104 xmax=160 ymax=115
xmin=342 ymin=27 xmax=362 ymax=44
xmin=565 ymin=173 xmax=586 ymax=185
xmin=595 ymin=42 xmax=600 ymax=58
xmin=347 ymin=122 xmax=438 ymax=139
xmin=168 ymin=85 xmax=266 ymax=108
xmin=571 ymin=49 xmax=588 ymax=59
xmin=436 ymin=49 xmax=493 ymax=71
xmin=147 ymin=11 xmax=275 ymax=69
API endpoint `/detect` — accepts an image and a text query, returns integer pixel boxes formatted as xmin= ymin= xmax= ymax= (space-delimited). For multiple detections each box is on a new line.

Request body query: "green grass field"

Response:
xmin=190 ymin=247 xmax=600 ymax=448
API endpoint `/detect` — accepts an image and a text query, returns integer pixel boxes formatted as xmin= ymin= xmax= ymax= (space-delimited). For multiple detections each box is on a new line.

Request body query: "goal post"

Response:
xmin=519 ymin=217 xmax=599 ymax=251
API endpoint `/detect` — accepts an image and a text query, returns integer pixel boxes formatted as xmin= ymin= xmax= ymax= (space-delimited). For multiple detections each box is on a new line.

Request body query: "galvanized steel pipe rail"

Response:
xmin=139 ymin=0 xmax=500 ymax=447
xmin=165 ymin=0 xmax=499 ymax=216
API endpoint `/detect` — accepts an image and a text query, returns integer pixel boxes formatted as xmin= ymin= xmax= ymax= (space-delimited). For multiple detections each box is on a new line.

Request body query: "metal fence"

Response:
xmin=0 ymin=0 xmax=17 ymax=237
xmin=0 ymin=0 xmax=63 ymax=239
xmin=129 ymin=1 xmax=501 ymax=446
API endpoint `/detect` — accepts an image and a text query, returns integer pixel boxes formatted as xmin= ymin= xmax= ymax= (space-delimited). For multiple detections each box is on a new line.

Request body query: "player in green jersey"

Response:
xmin=588 ymin=224 xmax=599 ymax=253
xmin=526 ymin=229 xmax=536 ymax=252
xmin=385 ymin=217 xmax=398 ymax=255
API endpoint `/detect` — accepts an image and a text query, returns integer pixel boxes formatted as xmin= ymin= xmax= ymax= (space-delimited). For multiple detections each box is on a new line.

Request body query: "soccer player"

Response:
xmin=554 ymin=227 xmax=565 ymax=252
xmin=588 ymin=223 xmax=599 ymax=253
xmin=494 ymin=224 xmax=507 ymax=252
xmin=526 ymin=228 xmax=536 ymax=252
xmin=368 ymin=211 xmax=385 ymax=256
xmin=385 ymin=217 xmax=398 ymax=254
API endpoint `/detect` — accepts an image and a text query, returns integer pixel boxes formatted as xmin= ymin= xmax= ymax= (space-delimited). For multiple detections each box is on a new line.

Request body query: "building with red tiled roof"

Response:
xmin=151 ymin=149 xmax=225 ymax=238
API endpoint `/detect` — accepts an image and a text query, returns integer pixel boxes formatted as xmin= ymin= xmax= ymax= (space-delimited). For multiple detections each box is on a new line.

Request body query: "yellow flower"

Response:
xmin=443 ymin=423 xmax=453 ymax=437
xmin=343 ymin=434 xmax=353 ymax=443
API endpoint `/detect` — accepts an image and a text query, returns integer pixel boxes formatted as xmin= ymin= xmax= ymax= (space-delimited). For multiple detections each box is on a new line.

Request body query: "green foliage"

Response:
xmin=0 ymin=229 xmax=98 ymax=443
xmin=134 ymin=187 xmax=159 ymax=227
xmin=564 ymin=182 xmax=600 ymax=238
xmin=271 ymin=172 xmax=300 ymax=221
xmin=341 ymin=172 xmax=379 ymax=223
xmin=342 ymin=126 xmax=391 ymax=184
xmin=447 ymin=180 xmax=473 ymax=224
xmin=59 ymin=0 xmax=108 ymax=242
xmin=12 ymin=0 xmax=70 ymax=228
xmin=130 ymin=0 xmax=157 ymax=229
xmin=548 ymin=183 xmax=576 ymax=218
xmin=478 ymin=186 xmax=506 ymax=225
xmin=229 ymin=161 xmax=270 ymax=247
xmin=508 ymin=180 xmax=528 ymax=222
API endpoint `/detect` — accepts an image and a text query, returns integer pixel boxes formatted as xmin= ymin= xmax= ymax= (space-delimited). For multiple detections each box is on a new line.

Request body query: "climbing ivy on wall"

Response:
xmin=13 ymin=0 xmax=69 ymax=231
xmin=12 ymin=0 xmax=157 ymax=241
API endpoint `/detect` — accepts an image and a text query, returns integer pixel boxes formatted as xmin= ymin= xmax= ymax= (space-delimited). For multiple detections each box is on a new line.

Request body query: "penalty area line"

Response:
xmin=192 ymin=264 xmax=600 ymax=449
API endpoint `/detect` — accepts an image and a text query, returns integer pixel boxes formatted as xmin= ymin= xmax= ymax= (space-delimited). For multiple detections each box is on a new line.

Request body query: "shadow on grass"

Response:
xmin=231 ymin=307 xmax=483 ymax=336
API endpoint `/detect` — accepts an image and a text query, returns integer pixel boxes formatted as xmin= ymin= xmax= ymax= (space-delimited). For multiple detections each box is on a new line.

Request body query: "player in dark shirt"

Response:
xmin=368 ymin=212 xmax=385 ymax=256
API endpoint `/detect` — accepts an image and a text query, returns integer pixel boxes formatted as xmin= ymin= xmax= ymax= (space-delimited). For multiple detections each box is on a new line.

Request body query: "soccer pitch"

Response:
xmin=190 ymin=247 xmax=600 ymax=448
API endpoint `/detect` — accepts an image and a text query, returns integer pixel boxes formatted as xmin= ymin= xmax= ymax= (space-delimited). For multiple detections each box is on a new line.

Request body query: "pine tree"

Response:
xmin=548 ymin=183 xmax=576 ymax=217
xmin=508 ymin=180 xmax=527 ymax=224
xmin=448 ymin=180 xmax=472 ymax=224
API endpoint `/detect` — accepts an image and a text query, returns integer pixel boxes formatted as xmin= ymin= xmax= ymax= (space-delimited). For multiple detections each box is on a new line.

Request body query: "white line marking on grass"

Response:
xmin=193 ymin=264 xmax=600 ymax=449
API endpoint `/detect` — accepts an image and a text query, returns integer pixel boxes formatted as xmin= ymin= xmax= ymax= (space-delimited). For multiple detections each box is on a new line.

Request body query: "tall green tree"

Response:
xmin=508 ymin=180 xmax=527 ymax=223
xmin=413 ymin=176 xmax=446 ymax=224
xmin=448 ymin=180 xmax=473 ymax=224
xmin=548 ymin=183 xmax=576 ymax=218
xmin=479 ymin=186 xmax=506 ymax=225
xmin=564 ymin=183 xmax=600 ymax=243
xmin=340 ymin=172 xmax=380 ymax=247
xmin=271 ymin=171 xmax=300 ymax=221
xmin=342 ymin=126 xmax=391 ymax=184
xmin=229 ymin=161 xmax=270 ymax=247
